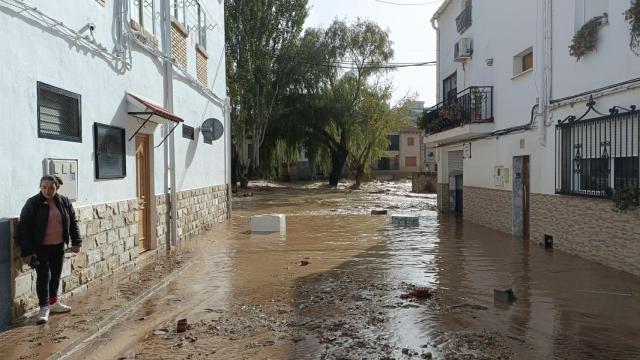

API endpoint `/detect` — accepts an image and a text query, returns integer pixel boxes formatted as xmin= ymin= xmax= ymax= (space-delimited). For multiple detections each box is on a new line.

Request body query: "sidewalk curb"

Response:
xmin=49 ymin=259 xmax=195 ymax=359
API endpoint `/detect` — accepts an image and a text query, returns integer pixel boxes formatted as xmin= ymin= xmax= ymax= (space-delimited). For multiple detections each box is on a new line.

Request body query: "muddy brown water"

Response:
xmin=1 ymin=181 xmax=639 ymax=359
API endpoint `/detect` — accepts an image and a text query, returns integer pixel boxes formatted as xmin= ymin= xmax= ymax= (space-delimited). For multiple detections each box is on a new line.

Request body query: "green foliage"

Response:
xmin=612 ymin=185 xmax=638 ymax=212
xmin=225 ymin=0 xmax=309 ymax=179
xmin=418 ymin=108 xmax=441 ymax=134
xmin=569 ymin=15 xmax=605 ymax=61
xmin=625 ymin=0 xmax=640 ymax=55
xmin=346 ymin=82 xmax=412 ymax=187
xmin=268 ymin=18 xmax=395 ymax=186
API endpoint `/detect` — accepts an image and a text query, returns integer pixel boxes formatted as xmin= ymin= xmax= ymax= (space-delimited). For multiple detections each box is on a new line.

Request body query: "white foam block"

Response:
xmin=250 ymin=214 xmax=286 ymax=234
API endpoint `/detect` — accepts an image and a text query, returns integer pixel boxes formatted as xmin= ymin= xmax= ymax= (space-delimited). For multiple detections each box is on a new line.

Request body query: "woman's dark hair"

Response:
xmin=40 ymin=175 xmax=63 ymax=188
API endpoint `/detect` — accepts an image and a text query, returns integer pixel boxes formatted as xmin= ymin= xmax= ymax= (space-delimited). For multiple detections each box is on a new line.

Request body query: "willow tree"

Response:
xmin=275 ymin=18 xmax=394 ymax=187
xmin=347 ymin=83 xmax=412 ymax=188
xmin=225 ymin=0 xmax=308 ymax=186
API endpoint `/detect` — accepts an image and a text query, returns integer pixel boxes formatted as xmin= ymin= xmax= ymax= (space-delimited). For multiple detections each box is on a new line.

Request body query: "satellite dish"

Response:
xmin=201 ymin=118 xmax=224 ymax=144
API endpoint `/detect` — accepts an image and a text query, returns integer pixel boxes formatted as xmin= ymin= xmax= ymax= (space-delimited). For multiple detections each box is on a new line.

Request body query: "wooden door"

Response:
xmin=135 ymin=134 xmax=151 ymax=251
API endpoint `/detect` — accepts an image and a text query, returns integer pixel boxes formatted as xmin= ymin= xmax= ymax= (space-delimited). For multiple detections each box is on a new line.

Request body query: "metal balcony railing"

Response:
xmin=420 ymin=86 xmax=493 ymax=135
xmin=456 ymin=5 xmax=472 ymax=34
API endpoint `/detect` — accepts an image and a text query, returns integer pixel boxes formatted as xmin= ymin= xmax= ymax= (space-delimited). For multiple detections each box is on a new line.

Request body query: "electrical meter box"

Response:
xmin=44 ymin=158 xmax=78 ymax=202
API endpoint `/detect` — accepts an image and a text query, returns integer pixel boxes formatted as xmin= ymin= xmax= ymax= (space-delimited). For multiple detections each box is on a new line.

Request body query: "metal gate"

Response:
xmin=0 ymin=219 xmax=11 ymax=330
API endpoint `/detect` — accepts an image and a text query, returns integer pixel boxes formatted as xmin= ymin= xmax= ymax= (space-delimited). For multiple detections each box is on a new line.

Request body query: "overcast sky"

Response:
xmin=305 ymin=0 xmax=444 ymax=106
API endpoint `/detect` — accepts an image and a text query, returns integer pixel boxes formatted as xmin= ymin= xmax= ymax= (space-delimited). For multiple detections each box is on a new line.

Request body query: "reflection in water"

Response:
xmin=1 ymin=181 xmax=639 ymax=359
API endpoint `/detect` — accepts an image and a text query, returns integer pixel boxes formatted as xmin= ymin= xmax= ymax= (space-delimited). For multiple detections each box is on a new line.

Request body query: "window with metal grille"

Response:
xmin=37 ymin=82 xmax=82 ymax=142
xmin=182 ymin=124 xmax=194 ymax=140
xmin=94 ymin=123 xmax=126 ymax=179
xmin=556 ymin=110 xmax=639 ymax=200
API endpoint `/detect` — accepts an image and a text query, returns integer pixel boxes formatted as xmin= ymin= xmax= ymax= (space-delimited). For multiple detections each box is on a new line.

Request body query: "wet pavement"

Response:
xmin=1 ymin=180 xmax=639 ymax=359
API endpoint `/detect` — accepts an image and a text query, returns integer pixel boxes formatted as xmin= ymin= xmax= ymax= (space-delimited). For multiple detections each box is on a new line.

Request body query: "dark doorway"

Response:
xmin=513 ymin=156 xmax=530 ymax=239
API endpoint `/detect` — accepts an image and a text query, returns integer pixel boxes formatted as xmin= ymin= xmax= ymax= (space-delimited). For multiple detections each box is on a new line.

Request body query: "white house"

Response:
xmin=427 ymin=0 xmax=640 ymax=276
xmin=0 ymin=0 xmax=230 ymax=324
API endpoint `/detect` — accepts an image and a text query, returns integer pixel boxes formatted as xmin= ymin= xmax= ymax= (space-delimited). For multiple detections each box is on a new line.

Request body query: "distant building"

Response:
xmin=373 ymin=101 xmax=432 ymax=179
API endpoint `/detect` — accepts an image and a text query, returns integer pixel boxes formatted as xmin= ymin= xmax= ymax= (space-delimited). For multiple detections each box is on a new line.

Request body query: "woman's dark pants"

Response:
xmin=35 ymin=244 xmax=65 ymax=307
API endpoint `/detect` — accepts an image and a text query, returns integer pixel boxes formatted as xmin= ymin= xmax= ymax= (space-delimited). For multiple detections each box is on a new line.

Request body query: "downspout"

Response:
xmin=160 ymin=0 xmax=178 ymax=248
xmin=431 ymin=17 xmax=440 ymax=103
xmin=225 ymin=98 xmax=232 ymax=218
xmin=430 ymin=17 xmax=444 ymax=184
xmin=539 ymin=0 xmax=553 ymax=146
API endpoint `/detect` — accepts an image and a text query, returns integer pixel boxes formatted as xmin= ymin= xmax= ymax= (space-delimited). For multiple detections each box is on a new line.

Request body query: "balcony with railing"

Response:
xmin=420 ymin=86 xmax=494 ymax=145
xmin=455 ymin=4 xmax=472 ymax=34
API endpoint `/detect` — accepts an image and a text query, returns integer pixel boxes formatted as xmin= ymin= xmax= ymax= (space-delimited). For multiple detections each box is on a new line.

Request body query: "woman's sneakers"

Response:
xmin=49 ymin=301 xmax=71 ymax=313
xmin=36 ymin=306 xmax=50 ymax=324
xmin=36 ymin=302 xmax=71 ymax=324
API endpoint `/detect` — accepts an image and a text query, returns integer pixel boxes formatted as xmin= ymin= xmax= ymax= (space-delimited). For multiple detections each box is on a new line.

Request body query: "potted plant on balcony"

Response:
xmin=418 ymin=108 xmax=442 ymax=134
xmin=440 ymin=101 xmax=461 ymax=120
xmin=625 ymin=0 xmax=640 ymax=55
xmin=470 ymin=90 xmax=485 ymax=122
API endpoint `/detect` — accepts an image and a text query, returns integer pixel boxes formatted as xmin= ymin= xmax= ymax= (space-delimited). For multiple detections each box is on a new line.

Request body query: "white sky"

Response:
xmin=305 ymin=0 xmax=444 ymax=106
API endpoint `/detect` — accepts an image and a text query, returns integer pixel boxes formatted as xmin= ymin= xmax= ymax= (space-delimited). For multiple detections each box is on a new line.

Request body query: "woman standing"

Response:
xmin=17 ymin=175 xmax=81 ymax=324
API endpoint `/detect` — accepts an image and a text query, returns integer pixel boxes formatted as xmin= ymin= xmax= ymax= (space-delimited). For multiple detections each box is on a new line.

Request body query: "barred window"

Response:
xmin=37 ymin=82 xmax=82 ymax=142
xmin=556 ymin=110 xmax=639 ymax=199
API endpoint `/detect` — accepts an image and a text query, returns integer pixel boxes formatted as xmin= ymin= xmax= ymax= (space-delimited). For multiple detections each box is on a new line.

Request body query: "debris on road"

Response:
xmin=176 ymin=318 xmax=188 ymax=333
xmin=400 ymin=287 xmax=432 ymax=299
xmin=494 ymin=288 xmax=517 ymax=302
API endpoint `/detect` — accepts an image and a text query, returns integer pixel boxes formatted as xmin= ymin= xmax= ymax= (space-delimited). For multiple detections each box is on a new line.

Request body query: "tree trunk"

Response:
xmin=329 ymin=148 xmax=348 ymax=187
xmin=231 ymin=147 xmax=239 ymax=193
xmin=353 ymin=170 xmax=363 ymax=189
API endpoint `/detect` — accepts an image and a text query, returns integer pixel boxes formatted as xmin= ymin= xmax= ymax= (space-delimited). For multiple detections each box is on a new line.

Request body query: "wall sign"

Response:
xmin=463 ymin=142 xmax=472 ymax=159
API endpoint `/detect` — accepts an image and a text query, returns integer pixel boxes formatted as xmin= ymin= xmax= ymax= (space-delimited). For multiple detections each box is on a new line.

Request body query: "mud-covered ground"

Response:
xmin=2 ymin=180 xmax=639 ymax=360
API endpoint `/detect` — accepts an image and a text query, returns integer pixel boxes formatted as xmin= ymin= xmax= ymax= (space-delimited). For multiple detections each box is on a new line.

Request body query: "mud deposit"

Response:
xmin=2 ymin=180 xmax=639 ymax=360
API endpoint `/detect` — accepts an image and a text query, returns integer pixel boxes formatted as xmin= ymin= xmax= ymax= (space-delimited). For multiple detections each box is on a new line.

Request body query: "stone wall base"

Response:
xmin=10 ymin=184 xmax=229 ymax=320
xmin=530 ymin=193 xmax=640 ymax=276
xmin=463 ymin=186 xmax=512 ymax=234
xmin=436 ymin=183 xmax=450 ymax=212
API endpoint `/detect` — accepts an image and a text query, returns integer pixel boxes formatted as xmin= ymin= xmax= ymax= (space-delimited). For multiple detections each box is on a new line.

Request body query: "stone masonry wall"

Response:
xmin=530 ymin=193 xmax=640 ymax=276
xmin=463 ymin=186 xmax=512 ymax=235
xmin=412 ymin=172 xmax=437 ymax=193
xmin=436 ymin=183 xmax=450 ymax=212
xmin=175 ymin=185 xmax=228 ymax=242
xmin=12 ymin=199 xmax=141 ymax=318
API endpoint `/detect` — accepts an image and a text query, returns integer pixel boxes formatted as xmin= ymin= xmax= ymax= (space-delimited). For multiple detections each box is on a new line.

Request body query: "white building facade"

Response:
xmin=428 ymin=0 xmax=640 ymax=276
xmin=0 ymin=0 xmax=230 ymax=324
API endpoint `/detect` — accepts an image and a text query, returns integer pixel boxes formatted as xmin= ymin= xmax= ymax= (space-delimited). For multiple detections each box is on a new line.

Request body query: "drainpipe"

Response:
xmin=430 ymin=17 xmax=440 ymax=104
xmin=160 ymin=0 xmax=178 ymax=247
xmin=430 ymin=17 xmax=445 ymax=185
xmin=539 ymin=0 xmax=553 ymax=146
xmin=225 ymin=98 xmax=232 ymax=218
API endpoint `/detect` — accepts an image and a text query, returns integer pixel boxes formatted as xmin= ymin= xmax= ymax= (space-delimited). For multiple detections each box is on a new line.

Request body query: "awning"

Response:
xmin=126 ymin=92 xmax=184 ymax=146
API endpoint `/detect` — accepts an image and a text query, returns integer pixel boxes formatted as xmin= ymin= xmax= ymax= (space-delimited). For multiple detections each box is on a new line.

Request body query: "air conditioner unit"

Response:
xmin=454 ymin=38 xmax=472 ymax=62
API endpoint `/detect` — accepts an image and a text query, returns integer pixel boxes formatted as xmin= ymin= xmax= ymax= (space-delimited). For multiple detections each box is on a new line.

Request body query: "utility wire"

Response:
xmin=373 ymin=0 xmax=444 ymax=6
xmin=276 ymin=55 xmax=436 ymax=69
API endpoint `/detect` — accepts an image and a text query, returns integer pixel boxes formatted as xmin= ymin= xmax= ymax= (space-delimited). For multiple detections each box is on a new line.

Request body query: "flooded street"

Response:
xmin=2 ymin=181 xmax=640 ymax=359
